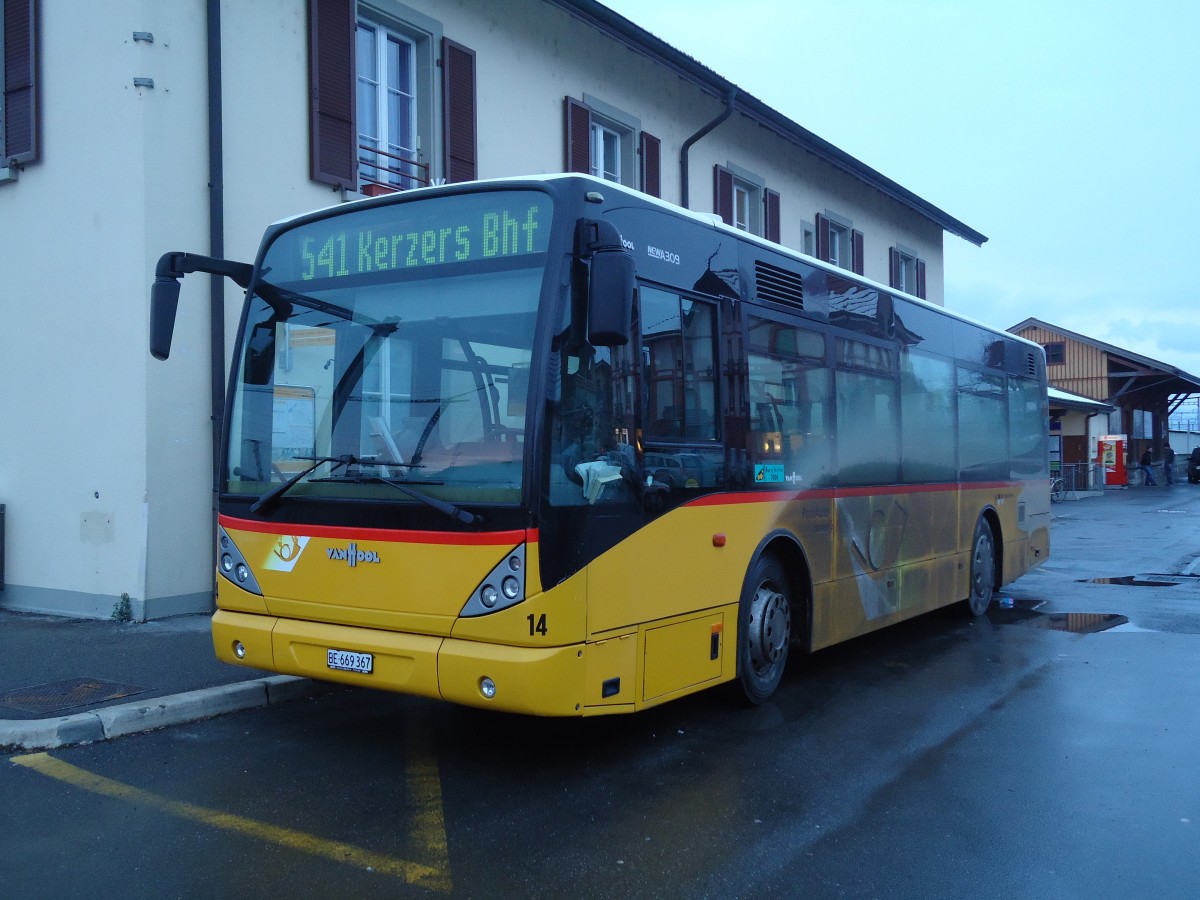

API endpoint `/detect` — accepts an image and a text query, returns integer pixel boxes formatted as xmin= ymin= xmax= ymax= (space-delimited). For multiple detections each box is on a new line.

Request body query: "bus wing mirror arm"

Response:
xmin=150 ymin=251 xmax=253 ymax=360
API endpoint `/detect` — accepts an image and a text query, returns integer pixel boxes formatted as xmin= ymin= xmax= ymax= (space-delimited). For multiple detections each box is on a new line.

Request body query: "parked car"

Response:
xmin=1188 ymin=448 xmax=1200 ymax=484
xmin=644 ymin=452 xmax=702 ymax=489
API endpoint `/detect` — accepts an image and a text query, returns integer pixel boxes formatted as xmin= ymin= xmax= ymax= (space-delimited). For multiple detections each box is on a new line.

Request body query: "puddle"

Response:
xmin=988 ymin=599 xmax=1128 ymax=633
xmin=1032 ymin=612 xmax=1129 ymax=633
xmin=1078 ymin=575 xmax=1185 ymax=587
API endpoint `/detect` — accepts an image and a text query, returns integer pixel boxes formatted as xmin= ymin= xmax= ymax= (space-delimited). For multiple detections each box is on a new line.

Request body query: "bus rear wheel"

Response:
xmin=965 ymin=517 xmax=996 ymax=617
xmin=736 ymin=555 xmax=793 ymax=704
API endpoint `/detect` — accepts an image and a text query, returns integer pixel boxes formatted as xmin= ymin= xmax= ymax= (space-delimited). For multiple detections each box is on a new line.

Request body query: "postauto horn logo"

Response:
xmin=327 ymin=542 xmax=381 ymax=567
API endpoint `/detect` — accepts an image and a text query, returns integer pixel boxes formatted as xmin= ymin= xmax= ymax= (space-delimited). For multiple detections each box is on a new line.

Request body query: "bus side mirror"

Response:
xmin=150 ymin=276 xmax=181 ymax=360
xmin=585 ymin=221 xmax=634 ymax=347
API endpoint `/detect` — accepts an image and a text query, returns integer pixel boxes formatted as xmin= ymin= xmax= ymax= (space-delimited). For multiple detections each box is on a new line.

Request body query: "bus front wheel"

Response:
xmin=965 ymin=517 xmax=996 ymax=617
xmin=736 ymin=555 xmax=792 ymax=704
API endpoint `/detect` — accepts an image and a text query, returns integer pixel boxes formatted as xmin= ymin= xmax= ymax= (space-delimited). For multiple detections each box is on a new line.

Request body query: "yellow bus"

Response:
xmin=150 ymin=174 xmax=1049 ymax=715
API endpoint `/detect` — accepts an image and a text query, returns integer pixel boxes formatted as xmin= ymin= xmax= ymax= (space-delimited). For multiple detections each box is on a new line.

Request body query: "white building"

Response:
xmin=0 ymin=0 xmax=986 ymax=619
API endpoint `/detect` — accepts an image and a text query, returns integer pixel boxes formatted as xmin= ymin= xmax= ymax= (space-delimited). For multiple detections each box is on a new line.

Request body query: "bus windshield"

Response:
xmin=224 ymin=190 xmax=553 ymax=513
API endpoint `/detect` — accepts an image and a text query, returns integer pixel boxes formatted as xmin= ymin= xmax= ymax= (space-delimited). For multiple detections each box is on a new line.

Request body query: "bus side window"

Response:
xmin=746 ymin=315 xmax=832 ymax=488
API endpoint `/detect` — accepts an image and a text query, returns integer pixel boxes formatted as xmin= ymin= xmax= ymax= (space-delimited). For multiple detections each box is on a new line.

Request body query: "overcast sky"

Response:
xmin=601 ymin=0 xmax=1200 ymax=381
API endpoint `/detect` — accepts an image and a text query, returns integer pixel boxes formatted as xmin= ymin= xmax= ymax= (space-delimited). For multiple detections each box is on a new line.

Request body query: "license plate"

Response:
xmin=327 ymin=648 xmax=373 ymax=674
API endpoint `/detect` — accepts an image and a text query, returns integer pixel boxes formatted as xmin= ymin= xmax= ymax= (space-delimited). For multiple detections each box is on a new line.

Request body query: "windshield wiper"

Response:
xmin=360 ymin=475 xmax=482 ymax=527
xmin=250 ymin=455 xmax=355 ymax=515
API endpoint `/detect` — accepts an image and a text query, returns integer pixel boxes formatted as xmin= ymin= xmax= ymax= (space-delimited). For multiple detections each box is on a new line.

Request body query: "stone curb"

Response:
xmin=0 ymin=676 xmax=323 ymax=752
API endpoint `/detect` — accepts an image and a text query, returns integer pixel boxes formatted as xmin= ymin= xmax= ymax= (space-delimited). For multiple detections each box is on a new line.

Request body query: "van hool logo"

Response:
xmin=327 ymin=543 xmax=381 ymax=567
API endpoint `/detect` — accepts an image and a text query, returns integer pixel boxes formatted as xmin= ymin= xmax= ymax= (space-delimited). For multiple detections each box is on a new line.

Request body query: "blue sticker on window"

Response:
xmin=754 ymin=464 xmax=785 ymax=484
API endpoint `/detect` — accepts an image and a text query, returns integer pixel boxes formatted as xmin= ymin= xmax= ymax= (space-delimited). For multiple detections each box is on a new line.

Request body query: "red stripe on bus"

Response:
xmin=687 ymin=481 xmax=1022 ymax=507
xmin=218 ymin=515 xmax=535 ymax=546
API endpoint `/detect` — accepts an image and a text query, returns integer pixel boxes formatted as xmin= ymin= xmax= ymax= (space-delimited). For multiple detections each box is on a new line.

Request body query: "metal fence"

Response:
xmin=1053 ymin=462 xmax=1105 ymax=495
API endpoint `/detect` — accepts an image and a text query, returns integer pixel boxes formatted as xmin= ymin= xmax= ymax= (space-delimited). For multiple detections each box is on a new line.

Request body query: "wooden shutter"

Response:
xmin=916 ymin=259 xmax=927 ymax=299
xmin=442 ymin=38 xmax=476 ymax=183
xmin=308 ymin=0 xmax=356 ymax=190
xmin=815 ymin=213 xmax=830 ymax=262
xmin=888 ymin=247 xmax=901 ymax=288
xmin=639 ymin=131 xmax=661 ymax=198
xmin=851 ymin=229 xmax=864 ymax=275
xmin=564 ymin=97 xmax=591 ymax=173
xmin=763 ymin=189 xmax=781 ymax=243
xmin=2 ymin=0 xmax=38 ymax=165
xmin=713 ymin=165 xmax=734 ymax=226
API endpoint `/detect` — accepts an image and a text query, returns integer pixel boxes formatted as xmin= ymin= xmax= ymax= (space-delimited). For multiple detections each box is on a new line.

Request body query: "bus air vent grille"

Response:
xmin=1027 ymin=352 xmax=1037 ymax=376
xmin=754 ymin=261 xmax=805 ymax=310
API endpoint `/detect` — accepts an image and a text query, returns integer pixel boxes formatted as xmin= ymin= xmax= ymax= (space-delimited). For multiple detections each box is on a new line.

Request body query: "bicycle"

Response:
xmin=1050 ymin=476 xmax=1065 ymax=503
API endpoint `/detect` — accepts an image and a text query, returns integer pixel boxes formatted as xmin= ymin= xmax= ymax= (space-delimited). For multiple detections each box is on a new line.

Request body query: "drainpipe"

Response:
xmin=207 ymin=0 xmax=225 ymax=603
xmin=679 ymin=88 xmax=737 ymax=210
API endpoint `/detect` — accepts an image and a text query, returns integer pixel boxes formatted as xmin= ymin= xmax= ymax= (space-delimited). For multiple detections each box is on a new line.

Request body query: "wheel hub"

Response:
xmin=747 ymin=584 xmax=791 ymax=672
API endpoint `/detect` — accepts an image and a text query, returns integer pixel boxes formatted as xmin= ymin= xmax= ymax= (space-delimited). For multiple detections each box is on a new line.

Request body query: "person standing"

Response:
xmin=1163 ymin=443 xmax=1176 ymax=485
xmin=1140 ymin=447 xmax=1157 ymax=486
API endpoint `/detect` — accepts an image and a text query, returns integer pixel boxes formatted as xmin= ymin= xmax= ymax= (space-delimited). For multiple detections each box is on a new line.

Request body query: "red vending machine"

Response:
xmin=1098 ymin=435 xmax=1126 ymax=486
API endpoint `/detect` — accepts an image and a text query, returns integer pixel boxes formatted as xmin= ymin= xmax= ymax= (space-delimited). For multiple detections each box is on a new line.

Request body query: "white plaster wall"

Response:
xmin=0 ymin=1 xmax=184 ymax=616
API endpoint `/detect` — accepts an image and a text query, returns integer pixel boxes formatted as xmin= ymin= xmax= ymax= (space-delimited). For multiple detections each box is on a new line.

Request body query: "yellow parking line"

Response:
xmin=13 ymin=727 xmax=452 ymax=892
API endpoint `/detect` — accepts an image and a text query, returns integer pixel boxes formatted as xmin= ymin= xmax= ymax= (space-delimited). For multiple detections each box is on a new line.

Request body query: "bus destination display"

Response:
xmin=266 ymin=191 xmax=552 ymax=283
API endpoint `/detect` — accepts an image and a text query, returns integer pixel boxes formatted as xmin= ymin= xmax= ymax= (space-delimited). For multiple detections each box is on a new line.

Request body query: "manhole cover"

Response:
xmin=0 ymin=678 xmax=145 ymax=715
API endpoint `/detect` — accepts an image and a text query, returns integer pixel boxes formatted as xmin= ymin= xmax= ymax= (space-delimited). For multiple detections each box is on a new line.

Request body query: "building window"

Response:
xmin=1044 ymin=342 xmax=1066 ymax=365
xmin=714 ymin=164 xmax=770 ymax=237
xmin=309 ymin=1 xmax=475 ymax=192
xmin=590 ymin=120 xmax=625 ymax=183
xmin=733 ymin=181 xmax=753 ymax=232
xmin=817 ymin=212 xmax=864 ymax=275
xmin=356 ymin=20 xmax=422 ymax=191
xmin=889 ymin=246 xmax=927 ymax=299
xmin=564 ymin=95 xmax=660 ymax=197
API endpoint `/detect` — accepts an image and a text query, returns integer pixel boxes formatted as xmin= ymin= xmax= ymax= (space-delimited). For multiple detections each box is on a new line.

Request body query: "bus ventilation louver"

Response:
xmin=754 ymin=261 xmax=805 ymax=310
xmin=1027 ymin=352 xmax=1038 ymax=377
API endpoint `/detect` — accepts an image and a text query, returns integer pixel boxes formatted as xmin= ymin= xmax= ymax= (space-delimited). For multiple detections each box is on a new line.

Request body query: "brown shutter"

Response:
xmin=851 ymin=229 xmax=864 ymax=275
xmin=2 ymin=0 xmax=38 ymax=165
xmin=442 ymin=38 xmax=476 ymax=183
xmin=889 ymin=247 xmax=901 ymax=288
xmin=564 ymin=97 xmax=591 ymax=173
xmin=713 ymin=165 xmax=734 ymax=225
xmin=639 ymin=131 xmax=661 ymax=198
xmin=308 ymin=0 xmax=357 ymax=190
xmin=763 ymin=189 xmax=781 ymax=243
xmin=815 ymin=214 xmax=830 ymax=262
xmin=916 ymin=259 xmax=927 ymax=299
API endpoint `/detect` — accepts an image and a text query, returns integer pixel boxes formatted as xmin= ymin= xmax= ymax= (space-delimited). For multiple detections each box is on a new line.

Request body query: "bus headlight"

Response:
xmin=479 ymin=677 xmax=497 ymax=699
xmin=460 ymin=543 xmax=527 ymax=617
xmin=215 ymin=527 xmax=263 ymax=596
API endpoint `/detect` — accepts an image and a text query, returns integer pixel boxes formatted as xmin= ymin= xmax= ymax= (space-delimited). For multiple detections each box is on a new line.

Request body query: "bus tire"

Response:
xmin=965 ymin=517 xmax=996 ymax=617
xmin=736 ymin=554 xmax=793 ymax=704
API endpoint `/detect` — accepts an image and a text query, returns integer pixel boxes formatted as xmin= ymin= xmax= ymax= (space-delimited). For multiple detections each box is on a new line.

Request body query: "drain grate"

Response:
xmin=0 ymin=678 xmax=146 ymax=715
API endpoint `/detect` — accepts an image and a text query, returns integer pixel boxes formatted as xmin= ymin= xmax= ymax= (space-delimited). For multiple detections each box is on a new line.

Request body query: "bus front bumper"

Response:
xmin=212 ymin=609 xmax=589 ymax=716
